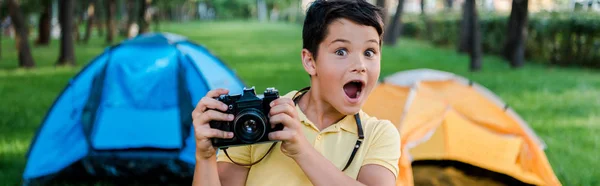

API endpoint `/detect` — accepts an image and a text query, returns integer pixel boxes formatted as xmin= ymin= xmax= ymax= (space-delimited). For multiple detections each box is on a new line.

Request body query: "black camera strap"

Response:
xmin=221 ymin=142 xmax=278 ymax=167
xmin=221 ymin=86 xmax=364 ymax=171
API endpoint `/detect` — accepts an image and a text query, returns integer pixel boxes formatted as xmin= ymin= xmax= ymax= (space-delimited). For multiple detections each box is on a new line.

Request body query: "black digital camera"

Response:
xmin=209 ymin=87 xmax=284 ymax=148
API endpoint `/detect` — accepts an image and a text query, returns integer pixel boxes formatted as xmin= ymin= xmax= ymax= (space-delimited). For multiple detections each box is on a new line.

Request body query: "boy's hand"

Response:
xmin=192 ymin=88 xmax=235 ymax=160
xmin=268 ymin=98 xmax=310 ymax=159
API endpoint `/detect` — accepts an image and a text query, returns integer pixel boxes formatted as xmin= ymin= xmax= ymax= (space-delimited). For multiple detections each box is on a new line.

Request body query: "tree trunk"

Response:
xmin=466 ymin=0 xmax=482 ymax=71
xmin=126 ymin=0 xmax=137 ymax=38
xmin=74 ymin=9 xmax=82 ymax=43
xmin=376 ymin=0 xmax=388 ymax=24
xmin=167 ymin=6 xmax=173 ymax=21
xmin=257 ymin=0 xmax=268 ymax=22
xmin=57 ymin=0 xmax=76 ymax=66
xmin=458 ymin=1 xmax=470 ymax=53
xmin=105 ymin=0 xmax=116 ymax=43
xmin=97 ymin=21 xmax=104 ymax=37
xmin=421 ymin=0 xmax=433 ymax=40
xmin=469 ymin=18 xmax=482 ymax=71
xmin=445 ymin=0 xmax=453 ymax=10
xmin=83 ymin=0 xmax=96 ymax=43
xmin=0 ymin=22 xmax=2 ymax=58
xmin=118 ymin=0 xmax=127 ymax=35
xmin=138 ymin=0 xmax=150 ymax=34
xmin=383 ymin=0 xmax=405 ymax=46
xmin=503 ymin=0 xmax=528 ymax=68
xmin=0 ymin=2 xmax=3 ymax=58
xmin=8 ymin=0 xmax=35 ymax=68
xmin=154 ymin=8 xmax=160 ymax=32
xmin=96 ymin=1 xmax=104 ymax=37
xmin=36 ymin=0 xmax=52 ymax=46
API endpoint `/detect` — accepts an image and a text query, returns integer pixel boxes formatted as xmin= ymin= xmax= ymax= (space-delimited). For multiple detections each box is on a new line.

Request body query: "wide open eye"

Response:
xmin=364 ymin=49 xmax=375 ymax=58
xmin=335 ymin=48 xmax=348 ymax=56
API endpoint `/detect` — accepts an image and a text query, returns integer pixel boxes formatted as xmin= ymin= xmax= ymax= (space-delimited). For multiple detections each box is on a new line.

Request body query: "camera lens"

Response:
xmin=233 ymin=108 xmax=267 ymax=144
xmin=243 ymin=120 xmax=257 ymax=133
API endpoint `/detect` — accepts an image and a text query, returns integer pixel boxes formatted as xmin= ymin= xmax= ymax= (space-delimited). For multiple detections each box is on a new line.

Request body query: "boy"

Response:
xmin=191 ymin=0 xmax=401 ymax=185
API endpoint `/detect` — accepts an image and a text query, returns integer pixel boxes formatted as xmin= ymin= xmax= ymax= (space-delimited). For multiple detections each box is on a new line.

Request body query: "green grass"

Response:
xmin=1 ymin=21 xmax=599 ymax=186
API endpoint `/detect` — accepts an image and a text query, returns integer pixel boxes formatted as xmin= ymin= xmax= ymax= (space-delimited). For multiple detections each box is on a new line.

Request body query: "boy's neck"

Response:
xmin=298 ymin=88 xmax=345 ymax=131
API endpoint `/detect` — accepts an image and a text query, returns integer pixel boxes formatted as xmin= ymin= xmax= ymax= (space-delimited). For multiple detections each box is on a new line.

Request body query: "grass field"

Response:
xmin=0 ymin=21 xmax=599 ymax=186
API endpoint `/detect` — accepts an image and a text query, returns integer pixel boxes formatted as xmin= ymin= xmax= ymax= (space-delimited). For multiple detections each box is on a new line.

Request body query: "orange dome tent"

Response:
xmin=362 ymin=69 xmax=561 ymax=186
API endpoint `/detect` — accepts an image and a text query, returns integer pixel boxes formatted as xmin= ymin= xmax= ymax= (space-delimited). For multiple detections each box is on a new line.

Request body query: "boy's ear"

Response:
xmin=301 ymin=49 xmax=317 ymax=76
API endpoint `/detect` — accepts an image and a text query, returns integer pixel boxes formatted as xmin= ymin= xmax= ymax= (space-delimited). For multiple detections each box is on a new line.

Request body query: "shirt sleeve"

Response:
xmin=216 ymin=145 xmax=252 ymax=165
xmin=362 ymin=120 xmax=401 ymax=178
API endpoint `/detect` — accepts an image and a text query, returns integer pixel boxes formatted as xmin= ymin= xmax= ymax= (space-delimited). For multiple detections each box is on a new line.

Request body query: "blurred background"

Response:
xmin=0 ymin=0 xmax=598 ymax=186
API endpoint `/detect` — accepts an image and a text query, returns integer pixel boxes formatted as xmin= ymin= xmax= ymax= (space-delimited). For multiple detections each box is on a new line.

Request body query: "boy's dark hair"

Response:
xmin=302 ymin=0 xmax=384 ymax=60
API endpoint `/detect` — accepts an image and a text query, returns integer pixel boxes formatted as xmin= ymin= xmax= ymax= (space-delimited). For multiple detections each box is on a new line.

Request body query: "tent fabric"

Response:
xmin=362 ymin=69 xmax=561 ymax=186
xmin=22 ymin=33 xmax=245 ymax=183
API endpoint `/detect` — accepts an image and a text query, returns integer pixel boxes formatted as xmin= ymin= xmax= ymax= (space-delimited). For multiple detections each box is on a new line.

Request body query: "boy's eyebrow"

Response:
xmin=329 ymin=39 xmax=379 ymax=46
xmin=329 ymin=39 xmax=350 ymax=46
xmin=366 ymin=39 xmax=379 ymax=44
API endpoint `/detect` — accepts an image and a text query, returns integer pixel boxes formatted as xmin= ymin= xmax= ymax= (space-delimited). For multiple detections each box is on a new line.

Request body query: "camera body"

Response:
xmin=209 ymin=87 xmax=284 ymax=148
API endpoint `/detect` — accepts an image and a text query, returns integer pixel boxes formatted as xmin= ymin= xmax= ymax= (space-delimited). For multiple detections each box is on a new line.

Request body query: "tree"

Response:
xmin=257 ymin=0 xmax=267 ymax=22
xmin=0 ymin=0 xmax=3 ymax=58
xmin=138 ymin=0 xmax=150 ymax=34
xmin=57 ymin=0 xmax=76 ymax=66
xmin=445 ymin=0 xmax=454 ymax=10
xmin=124 ymin=0 xmax=137 ymax=38
xmin=420 ymin=0 xmax=432 ymax=40
xmin=376 ymin=0 xmax=388 ymax=27
xmin=503 ymin=0 xmax=528 ymax=68
xmin=74 ymin=0 xmax=84 ymax=42
xmin=383 ymin=0 xmax=405 ymax=46
xmin=83 ymin=0 xmax=96 ymax=43
xmin=96 ymin=0 xmax=104 ymax=37
xmin=36 ymin=0 xmax=52 ymax=46
xmin=105 ymin=0 xmax=116 ymax=43
xmin=458 ymin=0 xmax=482 ymax=71
xmin=8 ymin=0 xmax=35 ymax=68
xmin=457 ymin=1 xmax=469 ymax=53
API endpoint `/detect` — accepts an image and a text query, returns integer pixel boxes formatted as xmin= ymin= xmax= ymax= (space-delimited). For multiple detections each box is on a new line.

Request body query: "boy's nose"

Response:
xmin=351 ymin=56 xmax=367 ymax=73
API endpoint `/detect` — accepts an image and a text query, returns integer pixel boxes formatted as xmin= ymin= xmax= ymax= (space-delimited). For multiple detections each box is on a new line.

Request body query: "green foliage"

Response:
xmin=200 ymin=0 xmax=300 ymax=20
xmin=0 ymin=21 xmax=599 ymax=186
xmin=210 ymin=0 xmax=257 ymax=19
xmin=0 ymin=0 xmax=41 ymax=18
xmin=402 ymin=11 xmax=600 ymax=68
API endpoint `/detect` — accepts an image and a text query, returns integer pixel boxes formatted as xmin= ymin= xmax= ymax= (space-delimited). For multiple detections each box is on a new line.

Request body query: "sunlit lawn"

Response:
xmin=0 ymin=21 xmax=598 ymax=186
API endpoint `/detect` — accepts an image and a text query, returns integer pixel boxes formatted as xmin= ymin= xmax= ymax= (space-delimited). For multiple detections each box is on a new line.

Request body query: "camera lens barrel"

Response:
xmin=233 ymin=108 xmax=268 ymax=144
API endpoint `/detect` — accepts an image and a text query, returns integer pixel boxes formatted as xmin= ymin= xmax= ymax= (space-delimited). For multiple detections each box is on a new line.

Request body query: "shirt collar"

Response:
xmin=295 ymin=104 xmax=360 ymax=134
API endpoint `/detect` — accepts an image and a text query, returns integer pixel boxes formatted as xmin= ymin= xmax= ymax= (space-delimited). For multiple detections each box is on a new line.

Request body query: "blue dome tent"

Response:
xmin=22 ymin=33 xmax=245 ymax=184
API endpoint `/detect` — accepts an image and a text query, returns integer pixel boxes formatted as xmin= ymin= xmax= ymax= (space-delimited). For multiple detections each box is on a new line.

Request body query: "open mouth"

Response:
xmin=343 ymin=80 xmax=364 ymax=100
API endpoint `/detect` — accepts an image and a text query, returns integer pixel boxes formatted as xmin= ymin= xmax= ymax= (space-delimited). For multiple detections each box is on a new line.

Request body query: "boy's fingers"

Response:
xmin=196 ymin=97 xmax=229 ymax=113
xmin=198 ymin=128 xmax=234 ymax=139
xmin=207 ymin=88 xmax=230 ymax=98
xmin=198 ymin=110 xmax=234 ymax=125
xmin=195 ymin=88 xmax=229 ymax=110
xmin=268 ymin=130 xmax=296 ymax=141
xmin=269 ymin=97 xmax=295 ymax=108
xmin=269 ymin=113 xmax=299 ymax=130
xmin=269 ymin=103 xmax=296 ymax=119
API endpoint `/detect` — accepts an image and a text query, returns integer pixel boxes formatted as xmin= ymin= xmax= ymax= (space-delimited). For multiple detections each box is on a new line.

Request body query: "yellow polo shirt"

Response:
xmin=216 ymin=90 xmax=401 ymax=186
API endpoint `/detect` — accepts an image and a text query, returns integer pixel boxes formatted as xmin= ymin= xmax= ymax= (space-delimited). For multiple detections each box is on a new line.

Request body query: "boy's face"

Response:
xmin=302 ymin=18 xmax=381 ymax=115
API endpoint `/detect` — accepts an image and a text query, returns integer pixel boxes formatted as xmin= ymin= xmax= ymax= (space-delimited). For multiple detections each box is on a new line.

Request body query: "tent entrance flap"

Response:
xmin=82 ymin=45 xmax=188 ymax=151
xmin=91 ymin=107 xmax=183 ymax=150
xmin=412 ymin=160 xmax=535 ymax=186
